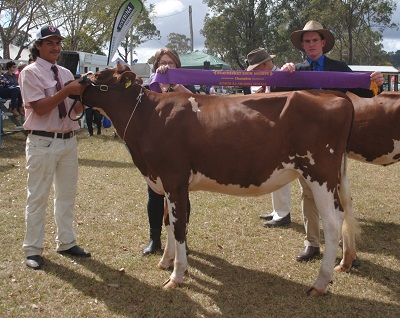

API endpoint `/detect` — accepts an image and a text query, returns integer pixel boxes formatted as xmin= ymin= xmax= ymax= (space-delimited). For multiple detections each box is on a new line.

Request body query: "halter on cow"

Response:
xmin=79 ymin=63 xmax=357 ymax=296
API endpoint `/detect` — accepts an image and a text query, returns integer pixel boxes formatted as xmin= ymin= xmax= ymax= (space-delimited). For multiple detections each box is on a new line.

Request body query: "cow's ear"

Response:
xmin=119 ymin=71 xmax=137 ymax=89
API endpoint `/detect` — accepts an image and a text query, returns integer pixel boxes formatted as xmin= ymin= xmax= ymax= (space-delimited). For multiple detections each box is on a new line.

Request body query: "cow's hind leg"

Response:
xmin=306 ymin=181 xmax=343 ymax=296
xmin=157 ymin=224 xmax=175 ymax=270
xmin=335 ymin=156 xmax=359 ymax=272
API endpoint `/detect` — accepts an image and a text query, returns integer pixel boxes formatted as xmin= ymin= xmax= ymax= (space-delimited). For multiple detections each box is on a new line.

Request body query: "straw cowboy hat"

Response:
xmin=290 ymin=21 xmax=335 ymax=54
xmin=246 ymin=48 xmax=276 ymax=71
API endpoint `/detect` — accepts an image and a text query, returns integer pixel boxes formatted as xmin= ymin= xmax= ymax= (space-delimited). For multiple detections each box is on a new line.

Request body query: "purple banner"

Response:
xmin=149 ymin=68 xmax=372 ymax=93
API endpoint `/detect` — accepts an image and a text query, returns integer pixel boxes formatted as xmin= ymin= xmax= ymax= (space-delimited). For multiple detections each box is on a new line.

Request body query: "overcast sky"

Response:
xmin=133 ymin=0 xmax=400 ymax=64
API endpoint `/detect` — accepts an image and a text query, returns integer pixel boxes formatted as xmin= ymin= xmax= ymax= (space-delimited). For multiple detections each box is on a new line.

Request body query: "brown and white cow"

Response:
xmin=333 ymin=91 xmax=400 ymax=272
xmin=347 ymin=91 xmax=400 ymax=165
xmin=79 ymin=64 xmax=357 ymax=296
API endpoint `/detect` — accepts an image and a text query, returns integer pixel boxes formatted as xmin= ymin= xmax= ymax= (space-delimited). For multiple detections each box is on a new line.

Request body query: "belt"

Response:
xmin=28 ymin=130 xmax=76 ymax=139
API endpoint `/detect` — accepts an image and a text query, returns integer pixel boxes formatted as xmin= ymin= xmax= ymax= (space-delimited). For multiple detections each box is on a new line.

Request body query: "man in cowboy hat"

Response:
xmin=282 ymin=20 xmax=383 ymax=92
xmin=246 ymin=48 xmax=293 ymax=228
xmin=273 ymin=21 xmax=384 ymax=262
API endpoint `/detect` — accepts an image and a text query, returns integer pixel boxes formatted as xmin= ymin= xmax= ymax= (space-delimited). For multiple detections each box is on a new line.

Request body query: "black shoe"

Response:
xmin=352 ymin=256 xmax=361 ymax=268
xmin=58 ymin=245 xmax=91 ymax=257
xmin=263 ymin=214 xmax=291 ymax=228
xmin=259 ymin=212 xmax=274 ymax=220
xmin=143 ymin=239 xmax=162 ymax=255
xmin=296 ymin=246 xmax=320 ymax=262
xmin=26 ymin=255 xmax=44 ymax=270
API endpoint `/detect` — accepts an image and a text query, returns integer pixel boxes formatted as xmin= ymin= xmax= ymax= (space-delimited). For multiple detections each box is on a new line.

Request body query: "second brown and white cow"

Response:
xmin=79 ymin=64 xmax=356 ymax=296
xmin=347 ymin=91 xmax=400 ymax=165
xmin=334 ymin=91 xmax=400 ymax=272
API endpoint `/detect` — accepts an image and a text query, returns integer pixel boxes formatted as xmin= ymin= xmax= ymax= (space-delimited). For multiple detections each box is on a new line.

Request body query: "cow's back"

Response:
xmin=177 ymin=90 xmax=354 ymax=195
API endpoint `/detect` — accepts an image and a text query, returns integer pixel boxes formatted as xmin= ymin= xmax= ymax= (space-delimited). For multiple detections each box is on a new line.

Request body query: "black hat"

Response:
xmin=35 ymin=25 xmax=64 ymax=41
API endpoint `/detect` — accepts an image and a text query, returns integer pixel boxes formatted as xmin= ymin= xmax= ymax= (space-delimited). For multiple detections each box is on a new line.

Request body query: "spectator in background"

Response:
xmin=85 ymin=108 xmax=102 ymax=136
xmin=0 ymin=63 xmax=23 ymax=116
xmin=246 ymin=48 xmax=292 ymax=228
xmin=4 ymin=61 xmax=19 ymax=86
xmin=209 ymin=86 xmax=217 ymax=95
xmin=15 ymin=62 xmax=27 ymax=79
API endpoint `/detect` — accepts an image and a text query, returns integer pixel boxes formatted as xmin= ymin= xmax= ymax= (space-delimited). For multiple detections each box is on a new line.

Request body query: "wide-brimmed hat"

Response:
xmin=246 ymin=48 xmax=276 ymax=71
xmin=36 ymin=25 xmax=64 ymax=41
xmin=290 ymin=21 xmax=334 ymax=54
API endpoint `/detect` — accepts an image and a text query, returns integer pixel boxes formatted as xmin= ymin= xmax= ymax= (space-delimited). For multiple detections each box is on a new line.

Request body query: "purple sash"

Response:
xmin=150 ymin=69 xmax=371 ymax=93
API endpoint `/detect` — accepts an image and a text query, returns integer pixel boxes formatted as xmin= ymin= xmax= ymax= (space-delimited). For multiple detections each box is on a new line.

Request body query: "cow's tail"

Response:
xmin=339 ymin=154 xmax=360 ymax=271
xmin=345 ymin=95 xmax=356 ymax=154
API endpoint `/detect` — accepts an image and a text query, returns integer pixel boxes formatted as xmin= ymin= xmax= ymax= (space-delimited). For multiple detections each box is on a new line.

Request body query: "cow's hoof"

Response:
xmin=156 ymin=263 xmax=167 ymax=270
xmin=334 ymin=264 xmax=345 ymax=272
xmin=162 ymin=278 xmax=180 ymax=290
xmin=306 ymin=287 xmax=327 ymax=297
xmin=156 ymin=262 xmax=174 ymax=271
xmin=335 ymin=257 xmax=360 ymax=272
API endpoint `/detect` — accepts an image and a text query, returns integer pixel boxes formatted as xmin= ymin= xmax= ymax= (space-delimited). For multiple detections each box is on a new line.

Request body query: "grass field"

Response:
xmin=1 ymin=125 xmax=399 ymax=318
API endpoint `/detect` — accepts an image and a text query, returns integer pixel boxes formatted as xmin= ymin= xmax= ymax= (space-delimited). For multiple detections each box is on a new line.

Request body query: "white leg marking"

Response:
xmin=306 ymin=179 xmax=341 ymax=294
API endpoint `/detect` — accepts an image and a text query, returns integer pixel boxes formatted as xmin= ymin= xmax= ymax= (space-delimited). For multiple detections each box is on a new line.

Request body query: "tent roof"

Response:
xmin=349 ymin=65 xmax=399 ymax=75
xmin=179 ymin=50 xmax=231 ymax=70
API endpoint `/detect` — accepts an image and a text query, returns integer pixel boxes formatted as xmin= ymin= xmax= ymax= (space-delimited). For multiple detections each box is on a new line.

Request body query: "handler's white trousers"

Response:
xmin=271 ymin=183 xmax=291 ymax=220
xmin=23 ymin=134 xmax=78 ymax=257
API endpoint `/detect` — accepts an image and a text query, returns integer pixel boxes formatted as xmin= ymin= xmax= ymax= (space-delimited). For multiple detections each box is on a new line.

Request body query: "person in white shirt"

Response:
xmin=246 ymin=48 xmax=292 ymax=228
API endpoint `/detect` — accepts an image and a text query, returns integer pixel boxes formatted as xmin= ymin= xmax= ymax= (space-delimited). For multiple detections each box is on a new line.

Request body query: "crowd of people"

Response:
xmin=13 ymin=20 xmax=385 ymax=271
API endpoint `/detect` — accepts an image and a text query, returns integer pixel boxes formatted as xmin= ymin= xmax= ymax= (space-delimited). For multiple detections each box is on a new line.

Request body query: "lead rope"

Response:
xmin=122 ymin=88 xmax=144 ymax=141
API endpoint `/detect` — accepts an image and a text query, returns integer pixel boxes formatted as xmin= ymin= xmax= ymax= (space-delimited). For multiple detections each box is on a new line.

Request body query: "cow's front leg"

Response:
xmin=157 ymin=190 xmax=188 ymax=289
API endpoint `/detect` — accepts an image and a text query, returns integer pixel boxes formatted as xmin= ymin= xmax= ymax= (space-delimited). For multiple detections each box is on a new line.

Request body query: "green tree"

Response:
xmin=0 ymin=0 xmax=48 ymax=59
xmin=201 ymin=0 xmax=398 ymax=69
xmin=0 ymin=0 xmax=159 ymax=61
xmin=301 ymin=0 xmax=397 ymax=64
xmin=166 ymin=33 xmax=191 ymax=54
xmin=388 ymin=50 xmax=400 ymax=68
xmin=202 ymin=0 xmax=285 ymax=70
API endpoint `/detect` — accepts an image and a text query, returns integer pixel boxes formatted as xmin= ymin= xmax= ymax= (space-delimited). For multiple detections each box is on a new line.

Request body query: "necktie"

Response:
xmin=311 ymin=61 xmax=318 ymax=71
xmin=51 ymin=65 xmax=67 ymax=118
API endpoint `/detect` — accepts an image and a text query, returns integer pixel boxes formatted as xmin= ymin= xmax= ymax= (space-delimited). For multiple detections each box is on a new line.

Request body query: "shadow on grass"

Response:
xmin=187 ymin=251 xmax=400 ymax=317
xmin=357 ymin=218 xmax=400 ymax=260
xmin=41 ymin=251 xmax=400 ymax=317
xmin=43 ymin=256 xmax=209 ymax=317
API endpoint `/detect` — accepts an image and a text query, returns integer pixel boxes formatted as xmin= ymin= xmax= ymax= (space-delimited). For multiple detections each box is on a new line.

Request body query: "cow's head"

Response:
xmin=78 ymin=62 xmax=139 ymax=108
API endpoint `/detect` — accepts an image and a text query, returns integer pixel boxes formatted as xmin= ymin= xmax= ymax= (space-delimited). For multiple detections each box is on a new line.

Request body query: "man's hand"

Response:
xmin=370 ymin=71 xmax=384 ymax=86
xmin=281 ymin=62 xmax=296 ymax=72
